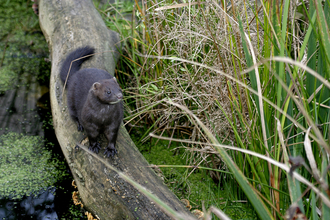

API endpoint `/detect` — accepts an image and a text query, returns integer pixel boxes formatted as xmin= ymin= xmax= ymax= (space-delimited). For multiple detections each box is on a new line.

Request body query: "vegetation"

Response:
xmin=0 ymin=0 xmax=49 ymax=92
xmin=97 ymin=0 xmax=330 ymax=219
xmin=0 ymin=0 xmax=66 ymax=201
xmin=0 ymin=132 xmax=67 ymax=199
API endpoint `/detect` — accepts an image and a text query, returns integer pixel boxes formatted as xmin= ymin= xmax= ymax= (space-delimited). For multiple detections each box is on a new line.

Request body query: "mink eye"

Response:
xmin=107 ymin=91 xmax=111 ymax=95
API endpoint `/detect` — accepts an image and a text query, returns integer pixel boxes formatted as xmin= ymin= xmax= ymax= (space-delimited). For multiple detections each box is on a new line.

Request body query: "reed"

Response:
xmin=99 ymin=0 xmax=330 ymax=218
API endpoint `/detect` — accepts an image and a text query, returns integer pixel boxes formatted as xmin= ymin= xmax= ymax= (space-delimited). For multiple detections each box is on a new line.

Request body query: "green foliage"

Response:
xmin=101 ymin=0 xmax=330 ymax=219
xmin=0 ymin=66 xmax=17 ymax=91
xmin=231 ymin=0 xmax=330 ymax=218
xmin=0 ymin=132 xmax=67 ymax=199
xmin=0 ymin=0 xmax=50 ymax=92
xmin=97 ymin=0 xmax=135 ymax=38
xmin=66 ymin=202 xmax=84 ymax=218
xmin=135 ymin=136 xmax=257 ymax=219
xmin=0 ymin=0 xmax=40 ymax=40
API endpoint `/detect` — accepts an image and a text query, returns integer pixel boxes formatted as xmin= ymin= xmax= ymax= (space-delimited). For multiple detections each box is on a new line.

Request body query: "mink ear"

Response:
xmin=93 ymin=82 xmax=101 ymax=90
xmin=112 ymin=77 xmax=117 ymax=83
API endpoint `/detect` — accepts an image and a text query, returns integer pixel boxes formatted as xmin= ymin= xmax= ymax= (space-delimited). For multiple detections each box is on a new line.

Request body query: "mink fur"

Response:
xmin=60 ymin=46 xmax=123 ymax=157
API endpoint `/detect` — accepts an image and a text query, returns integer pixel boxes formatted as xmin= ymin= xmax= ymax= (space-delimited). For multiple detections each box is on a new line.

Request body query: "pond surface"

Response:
xmin=0 ymin=1 xmax=84 ymax=219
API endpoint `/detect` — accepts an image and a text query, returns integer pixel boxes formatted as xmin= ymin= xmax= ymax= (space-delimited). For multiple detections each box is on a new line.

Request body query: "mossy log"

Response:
xmin=38 ymin=0 xmax=193 ymax=219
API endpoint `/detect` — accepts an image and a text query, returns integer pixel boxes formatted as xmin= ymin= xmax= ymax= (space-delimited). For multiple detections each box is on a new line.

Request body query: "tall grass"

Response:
xmin=99 ymin=0 xmax=330 ymax=219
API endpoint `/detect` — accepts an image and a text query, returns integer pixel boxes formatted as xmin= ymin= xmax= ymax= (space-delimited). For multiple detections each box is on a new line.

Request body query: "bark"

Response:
xmin=38 ymin=0 xmax=193 ymax=219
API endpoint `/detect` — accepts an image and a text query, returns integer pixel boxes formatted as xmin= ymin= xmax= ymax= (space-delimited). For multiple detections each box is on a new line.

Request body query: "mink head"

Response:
xmin=92 ymin=78 xmax=123 ymax=104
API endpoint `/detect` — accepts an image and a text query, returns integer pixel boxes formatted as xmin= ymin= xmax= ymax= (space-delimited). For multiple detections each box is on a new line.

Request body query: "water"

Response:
xmin=0 ymin=0 xmax=84 ymax=219
xmin=0 ymin=188 xmax=58 ymax=220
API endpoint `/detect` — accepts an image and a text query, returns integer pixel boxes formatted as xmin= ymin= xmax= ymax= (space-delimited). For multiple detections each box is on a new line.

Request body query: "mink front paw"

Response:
xmin=77 ymin=122 xmax=84 ymax=132
xmin=89 ymin=142 xmax=101 ymax=154
xmin=104 ymin=145 xmax=117 ymax=158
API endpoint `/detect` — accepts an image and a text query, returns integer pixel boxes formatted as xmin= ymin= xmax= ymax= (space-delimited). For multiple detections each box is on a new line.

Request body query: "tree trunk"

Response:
xmin=38 ymin=0 xmax=193 ymax=219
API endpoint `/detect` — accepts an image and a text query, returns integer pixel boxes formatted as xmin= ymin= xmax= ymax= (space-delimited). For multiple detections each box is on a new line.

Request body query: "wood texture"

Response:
xmin=38 ymin=0 xmax=193 ymax=219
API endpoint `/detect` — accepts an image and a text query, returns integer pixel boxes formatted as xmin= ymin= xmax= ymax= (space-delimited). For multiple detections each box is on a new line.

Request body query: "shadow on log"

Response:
xmin=38 ymin=0 xmax=194 ymax=219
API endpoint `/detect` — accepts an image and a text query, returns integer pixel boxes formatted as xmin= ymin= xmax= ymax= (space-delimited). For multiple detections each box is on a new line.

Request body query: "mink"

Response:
xmin=60 ymin=46 xmax=123 ymax=157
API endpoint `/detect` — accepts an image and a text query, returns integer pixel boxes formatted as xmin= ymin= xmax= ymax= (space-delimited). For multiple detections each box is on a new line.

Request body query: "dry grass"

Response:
xmin=125 ymin=0 xmax=262 ymax=148
xmin=105 ymin=0 xmax=330 ymax=218
xmin=119 ymin=0 xmax=269 ymax=183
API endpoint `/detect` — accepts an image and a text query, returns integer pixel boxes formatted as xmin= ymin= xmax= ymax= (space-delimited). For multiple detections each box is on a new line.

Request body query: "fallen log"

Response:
xmin=38 ymin=0 xmax=194 ymax=219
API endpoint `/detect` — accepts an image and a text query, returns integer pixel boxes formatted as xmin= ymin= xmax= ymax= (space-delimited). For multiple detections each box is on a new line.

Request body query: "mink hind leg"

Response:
xmin=104 ymin=126 xmax=120 ymax=158
xmin=86 ymin=129 xmax=101 ymax=153
xmin=68 ymin=113 xmax=84 ymax=132
xmin=67 ymin=89 xmax=84 ymax=131
xmin=73 ymin=116 xmax=84 ymax=132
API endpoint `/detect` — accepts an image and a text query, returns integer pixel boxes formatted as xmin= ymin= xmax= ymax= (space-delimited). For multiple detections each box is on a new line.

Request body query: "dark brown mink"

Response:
xmin=60 ymin=46 xmax=123 ymax=157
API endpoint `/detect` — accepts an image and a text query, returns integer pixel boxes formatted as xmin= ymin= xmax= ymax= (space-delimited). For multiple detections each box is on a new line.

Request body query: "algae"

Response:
xmin=0 ymin=132 xmax=66 ymax=199
xmin=0 ymin=0 xmax=49 ymax=93
xmin=135 ymin=137 xmax=257 ymax=219
xmin=0 ymin=66 xmax=17 ymax=91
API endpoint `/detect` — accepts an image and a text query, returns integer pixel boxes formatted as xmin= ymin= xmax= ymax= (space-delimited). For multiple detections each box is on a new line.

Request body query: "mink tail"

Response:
xmin=60 ymin=46 xmax=95 ymax=84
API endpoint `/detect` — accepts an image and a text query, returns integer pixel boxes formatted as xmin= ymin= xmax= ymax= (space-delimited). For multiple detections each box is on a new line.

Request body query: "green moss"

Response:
xmin=0 ymin=0 xmax=50 ymax=92
xmin=0 ymin=66 xmax=17 ymax=91
xmin=0 ymin=132 xmax=67 ymax=199
xmin=65 ymin=202 xmax=84 ymax=218
xmin=0 ymin=1 xmax=39 ymax=40
xmin=135 ymin=137 xmax=257 ymax=219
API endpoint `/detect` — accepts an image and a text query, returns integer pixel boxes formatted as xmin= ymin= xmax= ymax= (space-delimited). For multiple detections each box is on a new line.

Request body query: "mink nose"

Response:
xmin=116 ymin=93 xmax=123 ymax=99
